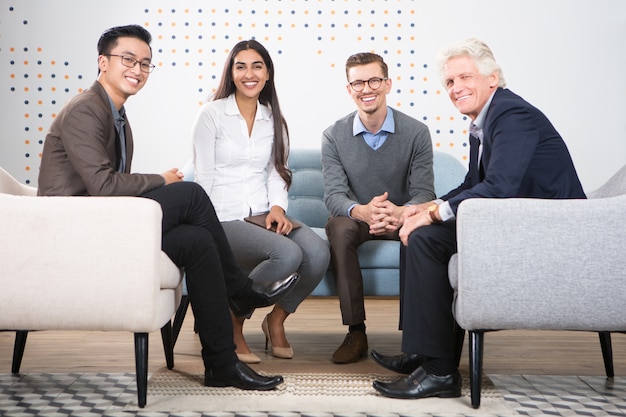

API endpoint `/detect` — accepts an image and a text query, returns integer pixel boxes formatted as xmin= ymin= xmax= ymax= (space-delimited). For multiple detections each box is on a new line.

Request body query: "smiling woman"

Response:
xmin=191 ymin=38 xmax=330 ymax=366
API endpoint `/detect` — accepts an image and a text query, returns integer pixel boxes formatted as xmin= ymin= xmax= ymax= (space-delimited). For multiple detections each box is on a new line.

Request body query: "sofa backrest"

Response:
xmin=286 ymin=148 xmax=467 ymax=228
xmin=181 ymin=149 xmax=467 ymax=229
xmin=287 ymin=149 xmax=328 ymax=228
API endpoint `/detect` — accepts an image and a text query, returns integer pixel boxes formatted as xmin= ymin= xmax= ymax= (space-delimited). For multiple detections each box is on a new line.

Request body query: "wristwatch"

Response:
xmin=428 ymin=204 xmax=441 ymax=223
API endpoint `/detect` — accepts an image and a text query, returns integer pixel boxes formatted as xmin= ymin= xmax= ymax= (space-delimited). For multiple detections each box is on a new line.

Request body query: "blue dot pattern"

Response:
xmin=1 ymin=2 xmax=472 ymax=185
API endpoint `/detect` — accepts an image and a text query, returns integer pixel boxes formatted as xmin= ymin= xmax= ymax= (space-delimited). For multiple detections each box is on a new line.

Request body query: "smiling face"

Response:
xmin=231 ymin=49 xmax=270 ymax=101
xmin=97 ymin=36 xmax=152 ymax=109
xmin=346 ymin=62 xmax=391 ymax=116
xmin=443 ymin=55 xmax=499 ymax=121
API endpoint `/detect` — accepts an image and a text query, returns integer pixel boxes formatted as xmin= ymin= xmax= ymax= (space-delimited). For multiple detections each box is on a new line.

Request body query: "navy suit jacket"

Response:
xmin=442 ymin=88 xmax=586 ymax=214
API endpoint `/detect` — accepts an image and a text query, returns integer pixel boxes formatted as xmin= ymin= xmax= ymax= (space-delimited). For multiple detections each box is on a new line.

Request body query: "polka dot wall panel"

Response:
xmin=1 ymin=1 xmax=471 ymax=185
xmin=2 ymin=1 xmax=624 ymax=189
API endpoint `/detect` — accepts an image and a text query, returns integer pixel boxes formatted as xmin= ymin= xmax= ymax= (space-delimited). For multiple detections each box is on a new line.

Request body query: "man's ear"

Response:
xmin=489 ymin=72 xmax=499 ymax=88
xmin=98 ymin=55 xmax=108 ymax=73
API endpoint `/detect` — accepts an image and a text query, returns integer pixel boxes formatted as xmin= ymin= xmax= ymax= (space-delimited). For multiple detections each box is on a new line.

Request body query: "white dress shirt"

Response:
xmin=192 ymin=94 xmax=288 ymax=221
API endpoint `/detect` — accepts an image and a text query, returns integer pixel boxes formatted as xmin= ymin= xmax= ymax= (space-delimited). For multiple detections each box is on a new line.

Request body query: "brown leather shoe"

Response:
xmin=332 ymin=331 xmax=368 ymax=364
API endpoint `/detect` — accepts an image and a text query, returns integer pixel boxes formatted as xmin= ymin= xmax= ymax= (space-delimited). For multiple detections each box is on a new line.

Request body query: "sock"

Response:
xmin=349 ymin=323 xmax=366 ymax=333
xmin=422 ymin=357 xmax=456 ymax=376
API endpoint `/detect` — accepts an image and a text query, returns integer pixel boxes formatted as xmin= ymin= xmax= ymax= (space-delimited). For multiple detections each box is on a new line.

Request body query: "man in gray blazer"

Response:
xmin=38 ymin=24 xmax=298 ymax=390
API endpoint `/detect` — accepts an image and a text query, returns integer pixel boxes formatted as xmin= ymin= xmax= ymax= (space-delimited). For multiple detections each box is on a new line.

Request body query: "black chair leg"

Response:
xmin=469 ymin=330 xmax=484 ymax=409
xmin=598 ymin=331 xmax=614 ymax=378
xmin=134 ymin=332 xmax=149 ymax=408
xmin=12 ymin=330 xmax=29 ymax=374
xmin=161 ymin=321 xmax=174 ymax=370
xmin=172 ymin=295 xmax=189 ymax=347
xmin=453 ymin=322 xmax=465 ymax=368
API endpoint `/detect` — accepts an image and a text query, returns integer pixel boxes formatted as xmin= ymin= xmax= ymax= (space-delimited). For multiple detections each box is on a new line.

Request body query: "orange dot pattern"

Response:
xmin=3 ymin=2 xmax=471 ymax=185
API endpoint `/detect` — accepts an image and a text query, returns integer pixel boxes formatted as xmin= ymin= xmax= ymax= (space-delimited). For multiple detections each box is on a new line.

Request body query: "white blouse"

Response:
xmin=192 ymin=94 xmax=289 ymax=222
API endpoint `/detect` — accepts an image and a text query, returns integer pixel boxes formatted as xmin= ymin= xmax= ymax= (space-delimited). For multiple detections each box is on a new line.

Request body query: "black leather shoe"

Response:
xmin=204 ymin=361 xmax=284 ymax=390
xmin=371 ymin=350 xmax=424 ymax=374
xmin=372 ymin=366 xmax=461 ymax=399
xmin=230 ymin=273 xmax=299 ymax=317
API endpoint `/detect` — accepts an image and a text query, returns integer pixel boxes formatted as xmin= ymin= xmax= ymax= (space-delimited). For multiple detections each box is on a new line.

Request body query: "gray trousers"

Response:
xmin=221 ymin=219 xmax=330 ymax=313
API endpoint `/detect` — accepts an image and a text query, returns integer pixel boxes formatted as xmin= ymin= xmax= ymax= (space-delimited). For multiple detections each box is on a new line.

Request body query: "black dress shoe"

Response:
xmin=371 ymin=350 xmax=424 ymax=374
xmin=204 ymin=361 xmax=284 ymax=390
xmin=229 ymin=273 xmax=299 ymax=317
xmin=372 ymin=366 xmax=461 ymax=399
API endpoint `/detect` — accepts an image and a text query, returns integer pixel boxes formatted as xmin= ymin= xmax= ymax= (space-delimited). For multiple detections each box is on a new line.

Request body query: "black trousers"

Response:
xmin=142 ymin=181 xmax=249 ymax=369
xmin=401 ymin=220 xmax=458 ymax=361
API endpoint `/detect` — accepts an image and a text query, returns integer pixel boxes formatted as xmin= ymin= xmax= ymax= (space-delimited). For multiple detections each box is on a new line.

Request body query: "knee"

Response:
xmin=325 ymin=216 xmax=360 ymax=245
xmin=302 ymin=238 xmax=330 ymax=272
xmin=407 ymin=225 xmax=454 ymax=262
xmin=277 ymin=239 xmax=304 ymax=270
xmin=162 ymin=225 xmax=217 ymax=266
xmin=179 ymin=226 xmax=217 ymax=254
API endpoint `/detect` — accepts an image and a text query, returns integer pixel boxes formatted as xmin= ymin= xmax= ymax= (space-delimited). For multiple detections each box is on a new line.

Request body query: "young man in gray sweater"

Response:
xmin=321 ymin=52 xmax=435 ymax=364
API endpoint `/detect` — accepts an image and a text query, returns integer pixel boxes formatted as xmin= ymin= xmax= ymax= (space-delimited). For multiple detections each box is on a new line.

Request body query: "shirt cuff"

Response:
xmin=347 ymin=203 xmax=357 ymax=219
xmin=438 ymin=201 xmax=455 ymax=221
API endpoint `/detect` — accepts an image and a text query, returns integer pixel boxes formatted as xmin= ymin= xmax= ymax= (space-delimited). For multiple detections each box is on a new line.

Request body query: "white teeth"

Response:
xmin=126 ymin=77 xmax=139 ymax=85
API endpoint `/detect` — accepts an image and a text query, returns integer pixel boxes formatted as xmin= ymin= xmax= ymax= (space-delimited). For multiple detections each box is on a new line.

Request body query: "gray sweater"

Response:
xmin=321 ymin=108 xmax=435 ymax=217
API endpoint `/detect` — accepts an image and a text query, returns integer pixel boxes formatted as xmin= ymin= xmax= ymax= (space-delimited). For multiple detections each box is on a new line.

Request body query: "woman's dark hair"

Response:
xmin=213 ymin=39 xmax=292 ymax=189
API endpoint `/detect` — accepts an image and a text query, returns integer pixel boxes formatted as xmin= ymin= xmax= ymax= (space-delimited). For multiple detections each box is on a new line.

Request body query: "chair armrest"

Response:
xmin=452 ymin=195 xmax=626 ymax=331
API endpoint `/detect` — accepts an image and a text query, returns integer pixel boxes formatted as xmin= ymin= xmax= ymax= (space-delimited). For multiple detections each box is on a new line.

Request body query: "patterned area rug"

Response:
xmin=141 ymin=368 xmax=516 ymax=415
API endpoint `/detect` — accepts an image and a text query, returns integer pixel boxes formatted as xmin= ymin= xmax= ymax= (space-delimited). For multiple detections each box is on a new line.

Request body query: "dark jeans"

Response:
xmin=142 ymin=181 xmax=250 ymax=369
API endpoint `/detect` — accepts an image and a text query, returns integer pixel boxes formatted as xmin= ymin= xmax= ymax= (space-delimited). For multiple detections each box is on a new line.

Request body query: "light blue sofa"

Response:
xmin=286 ymin=148 xmax=467 ymax=296
xmin=173 ymin=148 xmax=466 ymax=342
xmin=180 ymin=148 xmax=466 ymax=297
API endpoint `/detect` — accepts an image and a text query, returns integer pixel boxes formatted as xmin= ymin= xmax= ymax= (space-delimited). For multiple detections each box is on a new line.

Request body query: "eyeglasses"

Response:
xmin=348 ymin=77 xmax=388 ymax=92
xmin=104 ymin=54 xmax=155 ymax=73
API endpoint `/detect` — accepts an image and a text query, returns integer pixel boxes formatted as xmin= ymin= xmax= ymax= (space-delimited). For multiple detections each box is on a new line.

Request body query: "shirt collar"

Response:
xmin=353 ymin=106 xmax=395 ymax=136
xmin=471 ymin=90 xmax=496 ymax=131
xmin=225 ymin=93 xmax=271 ymax=121
xmin=106 ymin=94 xmax=125 ymax=123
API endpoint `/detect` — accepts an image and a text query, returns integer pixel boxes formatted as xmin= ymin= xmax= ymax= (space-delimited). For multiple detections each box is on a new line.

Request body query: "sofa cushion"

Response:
xmin=287 ymin=148 xmax=467 ymax=297
xmin=182 ymin=148 xmax=467 ymax=297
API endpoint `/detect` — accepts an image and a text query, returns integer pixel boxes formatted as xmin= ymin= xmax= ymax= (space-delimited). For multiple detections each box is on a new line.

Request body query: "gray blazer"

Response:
xmin=38 ymin=81 xmax=164 ymax=196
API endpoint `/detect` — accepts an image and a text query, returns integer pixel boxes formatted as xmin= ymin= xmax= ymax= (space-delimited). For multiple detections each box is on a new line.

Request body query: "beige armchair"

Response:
xmin=449 ymin=163 xmax=626 ymax=408
xmin=0 ymin=167 xmax=183 ymax=408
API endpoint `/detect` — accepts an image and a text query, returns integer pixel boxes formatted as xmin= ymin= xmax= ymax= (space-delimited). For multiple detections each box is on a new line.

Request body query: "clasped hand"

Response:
xmin=352 ymin=192 xmax=402 ymax=236
xmin=398 ymin=202 xmax=433 ymax=245
xmin=162 ymin=168 xmax=184 ymax=184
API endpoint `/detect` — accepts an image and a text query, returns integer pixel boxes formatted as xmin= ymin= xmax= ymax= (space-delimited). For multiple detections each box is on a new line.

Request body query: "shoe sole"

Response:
xmin=204 ymin=380 xmax=281 ymax=390
xmin=332 ymin=349 xmax=368 ymax=364
xmin=373 ymin=386 xmax=461 ymax=399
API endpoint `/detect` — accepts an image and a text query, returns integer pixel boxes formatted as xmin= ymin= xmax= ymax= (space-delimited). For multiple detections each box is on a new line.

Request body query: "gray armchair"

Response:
xmin=449 ymin=163 xmax=626 ymax=408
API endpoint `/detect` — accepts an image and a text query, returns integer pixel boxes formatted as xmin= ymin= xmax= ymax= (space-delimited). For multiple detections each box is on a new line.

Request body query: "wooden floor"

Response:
xmin=1 ymin=297 xmax=624 ymax=377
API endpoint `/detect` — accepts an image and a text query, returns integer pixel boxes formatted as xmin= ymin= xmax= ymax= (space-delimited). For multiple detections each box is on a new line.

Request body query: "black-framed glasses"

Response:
xmin=348 ymin=77 xmax=388 ymax=92
xmin=104 ymin=54 xmax=155 ymax=73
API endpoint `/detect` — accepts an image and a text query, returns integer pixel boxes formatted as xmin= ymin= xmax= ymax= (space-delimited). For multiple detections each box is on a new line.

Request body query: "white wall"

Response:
xmin=1 ymin=0 xmax=624 ymax=191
